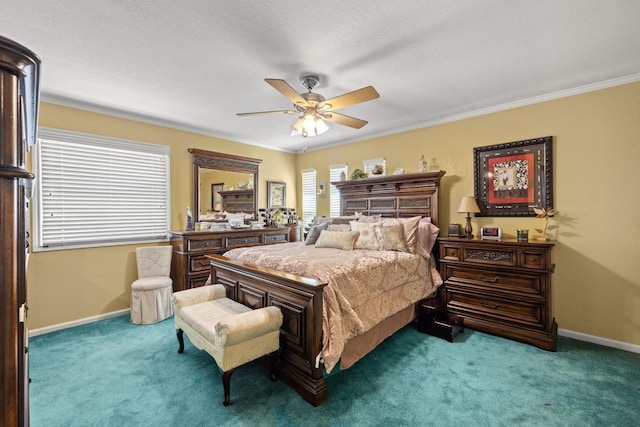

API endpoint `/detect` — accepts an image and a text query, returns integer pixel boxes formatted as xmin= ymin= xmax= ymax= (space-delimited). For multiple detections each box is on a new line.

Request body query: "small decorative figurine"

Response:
xmin=417 ymin=155 xmax=427 ymax=173
xmin=340 ymin=171 xmax=346 ymax=181
xmin=186 ymin=207 xmax=194 ymax=231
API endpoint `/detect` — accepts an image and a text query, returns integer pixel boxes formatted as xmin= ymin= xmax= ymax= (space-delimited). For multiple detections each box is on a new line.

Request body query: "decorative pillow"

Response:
xmin=415 ymin=219 xmax=440 ymax=258
xmin=375 ymin=224 xmax=408 ymax=252
xmin=305 ymin=221 xmax=330 ymax=245
xmin=355 ymin=213 xmax=383 ymax=223
xmin=311 ymin=216 xmax=332 ymax=226
xmin=330 ymin=215 xmax=358 ymax=225
xmin=380 ymin=216 xmax=421 ymax=252
xmin=350 ymin=221 xmax=381 ymax=250
xmin=327 ymin=224 xmax=351 ymax=232
xmin=314 ymin=230 xmax=359 ymax=251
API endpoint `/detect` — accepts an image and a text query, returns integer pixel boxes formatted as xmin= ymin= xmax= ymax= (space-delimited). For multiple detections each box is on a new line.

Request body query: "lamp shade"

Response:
xmin=457 ymin=196 xmax=480 ymax=214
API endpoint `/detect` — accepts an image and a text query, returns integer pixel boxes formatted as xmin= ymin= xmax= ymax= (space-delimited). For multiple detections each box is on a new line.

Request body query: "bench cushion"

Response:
xmin=180 ymin=298 xmax=251 ymax=344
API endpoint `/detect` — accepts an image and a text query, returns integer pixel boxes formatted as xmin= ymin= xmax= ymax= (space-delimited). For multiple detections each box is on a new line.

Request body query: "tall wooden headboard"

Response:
xmin=332 ymin=171 xmax=446 ymax=225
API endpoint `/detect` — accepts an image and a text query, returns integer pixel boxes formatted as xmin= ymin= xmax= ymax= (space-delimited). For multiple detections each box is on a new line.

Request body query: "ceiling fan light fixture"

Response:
xmin=290 ymin=113 xmax=328 ymax=138
xmin=314 ymin=117 xmax=329 ymax=134
xmin=290 ymin=117 xmax=303 ymax=136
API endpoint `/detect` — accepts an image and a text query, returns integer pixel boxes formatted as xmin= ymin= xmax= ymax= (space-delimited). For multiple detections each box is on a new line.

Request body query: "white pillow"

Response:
xmin=350 ymin=221 xmax=381 ymax=250
xmin=375 ymin=224 xmax=409 ymax=252
xmin=380 ymin=216 xmax=421 ymax=252
xmin=415 ymin=219 xmax=440 ymax=257
xmin=327 ymin=224 xmax=351 ymax=232
xmin=314 ymin=230 xmax=359 ymax=251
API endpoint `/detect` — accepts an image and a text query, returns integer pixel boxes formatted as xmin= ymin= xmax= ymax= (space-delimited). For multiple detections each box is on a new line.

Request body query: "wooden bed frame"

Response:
xmin=209 ymin=171 xmax=445 ymax=406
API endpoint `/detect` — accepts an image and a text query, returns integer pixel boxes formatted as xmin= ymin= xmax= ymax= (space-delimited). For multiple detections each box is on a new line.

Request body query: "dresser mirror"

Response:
xmin=188 ymin=148 xmax=261 ymax=220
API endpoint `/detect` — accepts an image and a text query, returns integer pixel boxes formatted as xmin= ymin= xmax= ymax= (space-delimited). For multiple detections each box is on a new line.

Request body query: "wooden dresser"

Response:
xmin=219 ymin=189 xmax=254 ymax=213
xmin=438 ymin=237 xmax=557 ymax=351
xmin=169 ymin=227 xmax=290 ymax=291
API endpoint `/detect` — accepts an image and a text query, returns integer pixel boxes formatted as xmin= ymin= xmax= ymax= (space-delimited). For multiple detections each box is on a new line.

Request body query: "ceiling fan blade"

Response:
xmin=320 ymin=86 xmax=379 ymax=111
xmin=265 ymin=79 xmax=307 ymax=105
xmin=322 ymin=112 xmax=368 ymax=129
xmin=236 ymin=109 xmax=297 ymax=116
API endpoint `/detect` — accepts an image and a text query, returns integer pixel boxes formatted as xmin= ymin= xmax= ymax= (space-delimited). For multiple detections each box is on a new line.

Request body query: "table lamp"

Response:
xmin=458 ymin=196 xmax=481 ymax=238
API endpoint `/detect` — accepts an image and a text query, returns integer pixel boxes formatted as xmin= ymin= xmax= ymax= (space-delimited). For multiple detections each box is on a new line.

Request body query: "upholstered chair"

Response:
xmin=131 ymin=246 xmax=173 ymax=324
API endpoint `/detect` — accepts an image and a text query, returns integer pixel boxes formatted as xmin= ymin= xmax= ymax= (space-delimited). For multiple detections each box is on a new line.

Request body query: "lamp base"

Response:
xmin=464 ymin=214 xmax=473 ymax=238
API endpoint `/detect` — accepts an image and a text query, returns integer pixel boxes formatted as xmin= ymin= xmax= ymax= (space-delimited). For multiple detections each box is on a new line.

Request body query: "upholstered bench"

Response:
xmin=172 ymin=284 xmax=283 ymax=406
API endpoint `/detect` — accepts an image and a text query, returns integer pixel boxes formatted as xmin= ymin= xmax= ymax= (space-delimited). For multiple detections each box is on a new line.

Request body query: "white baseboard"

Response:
xmin=29 ymin=312 xmax=640 ymax=355
xmin=29 ymin=308 xmax=131 ymax=337
xmin=558 ymin=328 xmax=640 ymax=354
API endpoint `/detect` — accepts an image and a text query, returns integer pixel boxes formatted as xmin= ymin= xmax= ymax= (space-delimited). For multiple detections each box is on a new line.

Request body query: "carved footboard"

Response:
xmin=207 ymin=254 xmax=328 ymax=406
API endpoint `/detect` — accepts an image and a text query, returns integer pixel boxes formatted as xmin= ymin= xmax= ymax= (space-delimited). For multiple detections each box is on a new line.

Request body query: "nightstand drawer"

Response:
xmin=448 ymin=290 xmax=544 ymax=329
xmin=462 ymin=246 xmax=517 ymax=267
xmin=189 ymin=255 xmax=213 ymax=273
xmin=441 ymin=245 xmax=461 ymax=260
xmin=519 ymin=249 xmax=548 ymax=270
xmin=444 ymin=265 xmax=542 ymax=295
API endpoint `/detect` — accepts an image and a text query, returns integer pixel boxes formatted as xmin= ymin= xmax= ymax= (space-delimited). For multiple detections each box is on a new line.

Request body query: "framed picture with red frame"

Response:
xmin=473 ymin=136 xmax=553 ymax=217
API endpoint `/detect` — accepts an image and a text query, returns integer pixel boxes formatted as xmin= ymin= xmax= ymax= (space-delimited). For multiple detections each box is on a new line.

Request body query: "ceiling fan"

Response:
xmin=236 ymin=75 xmax=380 ymax=138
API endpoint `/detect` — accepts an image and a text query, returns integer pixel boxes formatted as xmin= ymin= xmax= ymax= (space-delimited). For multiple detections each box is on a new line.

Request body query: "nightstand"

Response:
xmin=438 ymin=237 xmax=557 ymax=351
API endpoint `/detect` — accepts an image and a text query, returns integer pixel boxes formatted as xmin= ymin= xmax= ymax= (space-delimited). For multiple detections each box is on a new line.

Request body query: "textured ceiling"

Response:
xmin=2 ymin=1 xmax=639 ymax=152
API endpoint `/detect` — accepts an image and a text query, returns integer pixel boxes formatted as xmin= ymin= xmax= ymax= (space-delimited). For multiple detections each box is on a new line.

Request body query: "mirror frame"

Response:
xmin=188 ymin=148 xmax=261 ymax=220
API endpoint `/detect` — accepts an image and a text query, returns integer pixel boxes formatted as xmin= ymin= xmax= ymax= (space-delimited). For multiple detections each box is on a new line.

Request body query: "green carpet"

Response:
xmin=29 ymin=315 xmax=639 ymax=426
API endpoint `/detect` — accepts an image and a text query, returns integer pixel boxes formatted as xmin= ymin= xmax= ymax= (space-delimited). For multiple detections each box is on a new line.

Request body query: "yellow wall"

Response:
xmin=27 ymin=103 xmax=296 ymax=329
xmin=297 ymin=82 xmax=640 ymax=347
xmin=29 ymin=82 xmax=640 ymax=349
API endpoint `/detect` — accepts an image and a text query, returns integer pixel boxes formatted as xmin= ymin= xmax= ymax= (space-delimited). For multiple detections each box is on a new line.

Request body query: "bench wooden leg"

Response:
xmin=176 ymin=329 xmax=184 ymax=354
xmin=222 ymin=368 xmax=235 ymax=406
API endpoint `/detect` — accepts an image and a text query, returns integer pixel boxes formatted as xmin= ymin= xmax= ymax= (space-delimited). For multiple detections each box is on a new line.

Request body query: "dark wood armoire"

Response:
xmin=0 ymin=35 xmax=41 ymax=427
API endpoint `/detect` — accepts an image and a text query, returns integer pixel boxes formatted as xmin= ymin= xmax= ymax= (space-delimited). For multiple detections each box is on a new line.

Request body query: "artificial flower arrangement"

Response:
xmin=350 ymin=168 xmax=368 ymax=180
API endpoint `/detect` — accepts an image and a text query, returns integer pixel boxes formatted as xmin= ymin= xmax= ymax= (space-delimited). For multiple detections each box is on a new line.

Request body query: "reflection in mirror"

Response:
xmin=200 ymin=170 xmax=254 ymax=211
xmin=188 ymin=148 xmax=261 ymax=221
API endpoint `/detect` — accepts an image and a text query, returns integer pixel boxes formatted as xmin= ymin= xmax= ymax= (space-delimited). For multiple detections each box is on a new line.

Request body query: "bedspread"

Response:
xmin=223 ymin=242 xmax=443 ymax=373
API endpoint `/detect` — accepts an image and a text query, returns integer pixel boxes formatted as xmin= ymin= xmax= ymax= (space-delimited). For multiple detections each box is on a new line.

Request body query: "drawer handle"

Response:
xmin=480 ymin=300 xmax=500 ymax=309
xmin=198 ymin=260 xmax=210 ymax=267
xmin=478 ymin=274 xmax=500 ymax=283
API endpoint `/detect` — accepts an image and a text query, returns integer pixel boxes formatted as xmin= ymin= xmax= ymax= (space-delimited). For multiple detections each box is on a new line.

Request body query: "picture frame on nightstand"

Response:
xmin=448 ymin=223 xmax=462 ymax=237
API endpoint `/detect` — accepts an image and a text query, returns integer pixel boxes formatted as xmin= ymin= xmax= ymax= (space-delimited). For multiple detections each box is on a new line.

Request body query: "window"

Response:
xmin=301 ymin=168 xmax=316 ymax=227
xmin=363 ymin=157 xmax=386 ymax=175
xmin=33 ymin=127 xmax=170 ymax=251
xmin=329 ymin=163 xmax=348 ymax=217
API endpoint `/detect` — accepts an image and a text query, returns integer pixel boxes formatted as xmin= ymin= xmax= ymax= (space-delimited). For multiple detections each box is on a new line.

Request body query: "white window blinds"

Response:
xmin=301 ymin=168 xmax=316 ymax=227
xmin=33 ymin=127 xmax=170 ymax=250
xmin=329 ymin=163 xmax=347 ymax=217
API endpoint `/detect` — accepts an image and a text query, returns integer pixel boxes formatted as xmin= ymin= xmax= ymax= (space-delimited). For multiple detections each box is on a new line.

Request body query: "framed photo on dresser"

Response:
xmin=473 ymin=136 xmax=553 ymax=217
